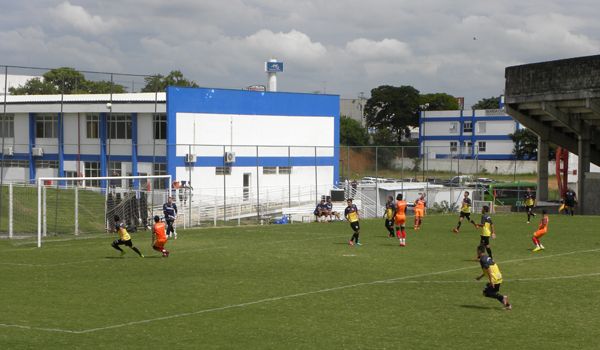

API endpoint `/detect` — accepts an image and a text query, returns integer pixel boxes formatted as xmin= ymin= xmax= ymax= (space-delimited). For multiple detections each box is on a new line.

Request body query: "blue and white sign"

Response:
xmin=265 ymin=61 xmax=284 ymax=72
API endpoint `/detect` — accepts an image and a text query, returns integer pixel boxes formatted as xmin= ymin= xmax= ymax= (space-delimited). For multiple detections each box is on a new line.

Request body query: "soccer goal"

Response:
xmin=36 ymin=174 xmax=172 ymax=247
xmin=472 ymin=200 xmax=494 ymax=214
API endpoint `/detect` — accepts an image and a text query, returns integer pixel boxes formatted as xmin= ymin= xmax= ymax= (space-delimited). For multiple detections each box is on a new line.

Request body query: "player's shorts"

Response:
xmin=414 ymin=209 xmax=424 ymax=218
xmin=113 ymin=239 xmax=133 ymax=247
xmin=534 ymin=228 xmax=547 ymax=238
xmin=384 ymin=219 xmax=394 ymax=228
xmin=350 ymin=221 xmax=360 ymax=232
xmin=483 ymin=283 xmax=501 ymax=297
xmin=480 ymin=236 xmax=490 ymax=246
xmin=526 ymin=205 xmax=534 ymax=213
xmin=394 ymin=216 xmax=406 ymax=226
xmin=459 ymin=212 xmax=471 ymax=219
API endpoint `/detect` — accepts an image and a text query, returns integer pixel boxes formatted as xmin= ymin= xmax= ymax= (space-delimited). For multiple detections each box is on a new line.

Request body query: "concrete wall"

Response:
xmin=392 ymin=157 xmax=556 ymax=175
xmin=583 ymin=172 xmax=600 ymax=215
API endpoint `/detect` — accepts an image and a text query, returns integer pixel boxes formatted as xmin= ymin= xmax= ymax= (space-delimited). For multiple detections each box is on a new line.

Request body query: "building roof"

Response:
xmin=0 ymin=92 xmax=166 ymax=104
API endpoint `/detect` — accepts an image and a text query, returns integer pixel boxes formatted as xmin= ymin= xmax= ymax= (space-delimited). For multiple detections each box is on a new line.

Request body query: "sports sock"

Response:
xmin=532 ymin=237 xmax=539 ymax=246
xmin=401 ymin=229 xmax=406 ymax=239
xmin=131 ymin=246 xmax=143 ymax=257
xmin=457 ymin=221 xmax=462 ymax=229
xmin=486 ymin=247 xmax=493 ymax=259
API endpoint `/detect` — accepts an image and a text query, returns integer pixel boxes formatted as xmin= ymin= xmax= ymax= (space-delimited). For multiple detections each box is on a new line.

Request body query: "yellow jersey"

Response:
xmin=345 ymin=204 xmax=359 ymax=223
xmin=480 ymin=214 xmax=493 ymax=237
xmin=115 ymin=222 xmax=131 ymax=241
xmin=480 ymin=255 xmax=503 ymax=284
xmin=461 ymin=197 xmax=472 ymax=213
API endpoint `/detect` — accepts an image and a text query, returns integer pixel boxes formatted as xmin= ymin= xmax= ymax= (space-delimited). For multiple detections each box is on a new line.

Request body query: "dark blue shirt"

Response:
xmin=163 ymin=202 xmax=178 ymax=219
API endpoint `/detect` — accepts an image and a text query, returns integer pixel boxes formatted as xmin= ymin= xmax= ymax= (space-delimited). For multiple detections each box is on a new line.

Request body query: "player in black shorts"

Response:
xmin=452 ymin=191 xmax=476 ymax=233
xmin=383 ymin=195 xmax=395 ymax=237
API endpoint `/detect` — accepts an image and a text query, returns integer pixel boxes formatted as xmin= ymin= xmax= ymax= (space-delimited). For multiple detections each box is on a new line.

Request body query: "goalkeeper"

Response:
xmin=163 ymin=196 xmax=178 ymax=239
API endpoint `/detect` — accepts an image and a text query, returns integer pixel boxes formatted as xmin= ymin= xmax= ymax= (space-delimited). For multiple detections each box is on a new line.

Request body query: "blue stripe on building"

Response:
xmin=28 ymin=113 xmax=35 ymax=183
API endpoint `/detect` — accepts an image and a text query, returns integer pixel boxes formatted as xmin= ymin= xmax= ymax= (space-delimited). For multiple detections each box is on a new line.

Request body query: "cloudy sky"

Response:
xmin=1 ymin=0 xmax=599 ymax=106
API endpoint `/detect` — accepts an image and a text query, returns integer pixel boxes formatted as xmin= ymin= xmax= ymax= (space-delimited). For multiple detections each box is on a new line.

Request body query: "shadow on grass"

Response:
xmin=459 ymin=304 xmax=496 ymax=310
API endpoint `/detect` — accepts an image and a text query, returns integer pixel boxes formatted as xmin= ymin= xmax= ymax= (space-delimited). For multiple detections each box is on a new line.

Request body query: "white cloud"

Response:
xmin=345 ymin=38 xmax=412 ymax=60
xmin=49 ymin=1 xmax=118 ymax=35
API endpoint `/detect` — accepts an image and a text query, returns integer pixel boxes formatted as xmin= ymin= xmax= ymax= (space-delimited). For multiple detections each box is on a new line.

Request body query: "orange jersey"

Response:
xmin=415 ymin=199 xmax=425 ymax=210
xmin=153 ymin=222 xmax=167 ymax=241
xmin=395 ymin=200 xmax=407 ymax=219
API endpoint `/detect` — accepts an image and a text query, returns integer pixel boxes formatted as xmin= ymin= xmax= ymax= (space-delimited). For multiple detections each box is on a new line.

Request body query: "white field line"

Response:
xmin=0 ymin=234 xmax=347 ymax=267
xmin=1 ymin=247 xmax=599 ymax=334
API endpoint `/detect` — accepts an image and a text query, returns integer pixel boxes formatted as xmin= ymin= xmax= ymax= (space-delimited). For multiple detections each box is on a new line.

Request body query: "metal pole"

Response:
xmin=43 ymin=186 xmax=47 ymax=237
xmin=375 ymin=146 xmax=379 ymax=217
xmin=288 ymin=146 xmax=291 ymax=209
xmin=0 ymin=66 xmax=8 ymax=230
xmin=223 ymin=145 xmax=226 ymax=223
xmin=314 ymin=146 xmax=318 ymax=203
xmin=74 ymin=186 xmax=79 ymax=235
xmin=256 ymin=145 xmax=260 ymax=220
xmin=37 ymin=180 xmax=42 ymax=247
xmin=8 ymin=182 xmax=13 ymax=238
xmin=188 ymin=145 xmax=192 ymax=228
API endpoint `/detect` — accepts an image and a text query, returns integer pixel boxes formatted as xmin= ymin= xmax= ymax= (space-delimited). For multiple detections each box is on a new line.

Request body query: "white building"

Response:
xmin=0 ymin=87 xmax=340 ymax=202
xmin=419 ymin=109 xmax=519 ymax=160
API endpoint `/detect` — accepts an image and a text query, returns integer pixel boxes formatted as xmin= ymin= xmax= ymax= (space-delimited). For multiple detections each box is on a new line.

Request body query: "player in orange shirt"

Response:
xmin=152 ymin=215 xmax=170 ymax=257
xmin=532 ymin=210 xmax=549 ymax=252
xmin=395 ymin=193 xmax=408 ymax=247
xmin=413 ymin=194 xmax=426 ymax=230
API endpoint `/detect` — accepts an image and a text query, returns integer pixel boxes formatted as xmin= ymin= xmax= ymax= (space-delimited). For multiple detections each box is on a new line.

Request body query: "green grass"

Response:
xmin=2 ymin=213 xmax=600 ymax=349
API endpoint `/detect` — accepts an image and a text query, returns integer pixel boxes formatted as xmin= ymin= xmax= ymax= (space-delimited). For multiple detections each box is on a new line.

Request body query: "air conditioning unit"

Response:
xmin=224 ymin=152 xmax=236 ymax=163
xmin=185 ymin=153 xmax=197 ymax=163
xmin=32 ymin=147 xmax=44 ymax=157
xmin=3 ymin=146 xmax=13 ymax=156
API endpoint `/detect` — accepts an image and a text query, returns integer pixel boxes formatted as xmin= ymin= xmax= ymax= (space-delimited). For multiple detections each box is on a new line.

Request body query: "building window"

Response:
xmin=263 ymin=166 xmax=277 ymax=175
xmin=64 ymin=171 xmax=78 ymax=178
xmin=449 ymin=122 xmax=458 ymax=134
xmin=463 ymin=121 xmax=473 ymax=133
xmin=477 ymin=122 xmax=486 ymax=134
xmin=153 ymin=163 xmax=167 ymax=189
xmin=0 ymin=114 xmax=14 ymax=138
xmin=35 ymin=160 xmax=59 ymax=168
xmin=0 ymin=160 xmax=29 ymax=168
xmin=84 ymin=161 xmax=101 ymax=187
xmin=108 ymin=161 xmax=122 ymax=176
xmin=153 ymin=114 xmax=167 ymax=140
xmin=86 ymin=115 xmax=99 ymax=139
xmin=278 ymin=166 xmax=292 ymax=174
xmin=216 ymin=166 xmax=232 ymax=175
xmin=478 ymin=141 xmax=487 ymax=152
xmin=450 ymin=142 xmax=458 ymax=152
xmin=35 ymin=114 xmax=58 ymax=138
xmin=108 ymin=114 xmax=132 ymax=140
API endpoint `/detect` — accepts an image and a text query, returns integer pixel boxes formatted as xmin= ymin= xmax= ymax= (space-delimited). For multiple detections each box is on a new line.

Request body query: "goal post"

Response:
xmin=472 ymin=200 xmax=494 ymax=214
xmin=37 ymin=174 xmax=172 ymax=248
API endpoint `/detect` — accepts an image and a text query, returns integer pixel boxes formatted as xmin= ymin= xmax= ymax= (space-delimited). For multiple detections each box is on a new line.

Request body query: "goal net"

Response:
xmin=36 ymin=175 xmax=171 ymax=247
xmin=472 ymin=200 xmax=494 ymax=214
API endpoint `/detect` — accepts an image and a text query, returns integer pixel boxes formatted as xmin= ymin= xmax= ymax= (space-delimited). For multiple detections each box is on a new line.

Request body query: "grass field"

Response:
xmin=1 ymin=213 xmax=600 ymax=349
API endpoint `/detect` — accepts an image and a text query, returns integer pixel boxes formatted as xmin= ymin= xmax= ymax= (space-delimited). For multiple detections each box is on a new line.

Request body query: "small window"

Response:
xmin=0 ymin=114 xmax=15 ymax=138
xmin=86 ymin=115 xmax=99 ymax=139
xmin=450 ymin=142 xmax=458 ymax=152
xmin=0 ymin=160 xmax=29 ymax=168
xmin=153 ymin=114 xmax=167 ymax=140
xmin=449 ymin=123 xmax=458 ymax=134
xmin=64 ymin=171 xmax=78 ymax=178
xmin=463 ymin=121 xmax=473 ymax=133
xmin=263 ymin=166 xmax=277 ymax=175
xmin=84 ymin=161 xmax=101 ymax=187
xmin=108 ymin=114 xmax=132 ymax=140
xmin=153 ymin=163 xmax=167 ymax=189
xmin=35 ymin=114 xmax=58 ymax=138
xmin=478 ymin=141 xmax=487 ymax=152
xmin=477 ymin=122 xmax=486 ymax=134
xmin=216 ymin=166 xmax=232 ymax=175
xmin=278 ymin=166 xmax=292 ymax=174
xmin=35 ymin=160 xmax=59 ymax=168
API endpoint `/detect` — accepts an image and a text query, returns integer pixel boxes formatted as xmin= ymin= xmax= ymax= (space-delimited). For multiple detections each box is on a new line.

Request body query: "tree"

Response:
xmin=472 ymin=96 xmax=501 ymax=110
xmin=509 ymin=128 xmax=539 ymax=160
xmin=340 ymin=116 xmax=369 ymax=146
xmin=364 ymin=85 xmax=420 ymax=144
xmin=419 ymin=93 xmax=459 ymax=111
xmin=141 ymin=70 xmax=199 ymax=92
xmin=9 ymin=67 xmax=126 ymax=94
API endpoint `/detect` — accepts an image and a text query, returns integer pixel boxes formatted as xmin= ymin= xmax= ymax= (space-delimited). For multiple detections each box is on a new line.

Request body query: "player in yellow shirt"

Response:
xmin=345 ymin=198 xmax=361 ymax=246
xmin=476 ymin=245 xmax=511 ymax=310
xmin=474 ymin=205 xmax=495 ymax=259
xmin=413 ymin=194 xmax=426 ymax=230
xmin=452 ymin=191 xmax=476 ymax=233
xmin=111 ymin=215 xmax=144 ymax=257
xmin=383 ymin=195 xmax=395 ymax=238
xmin=524 ymin=188 xmax=536 ymax=223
